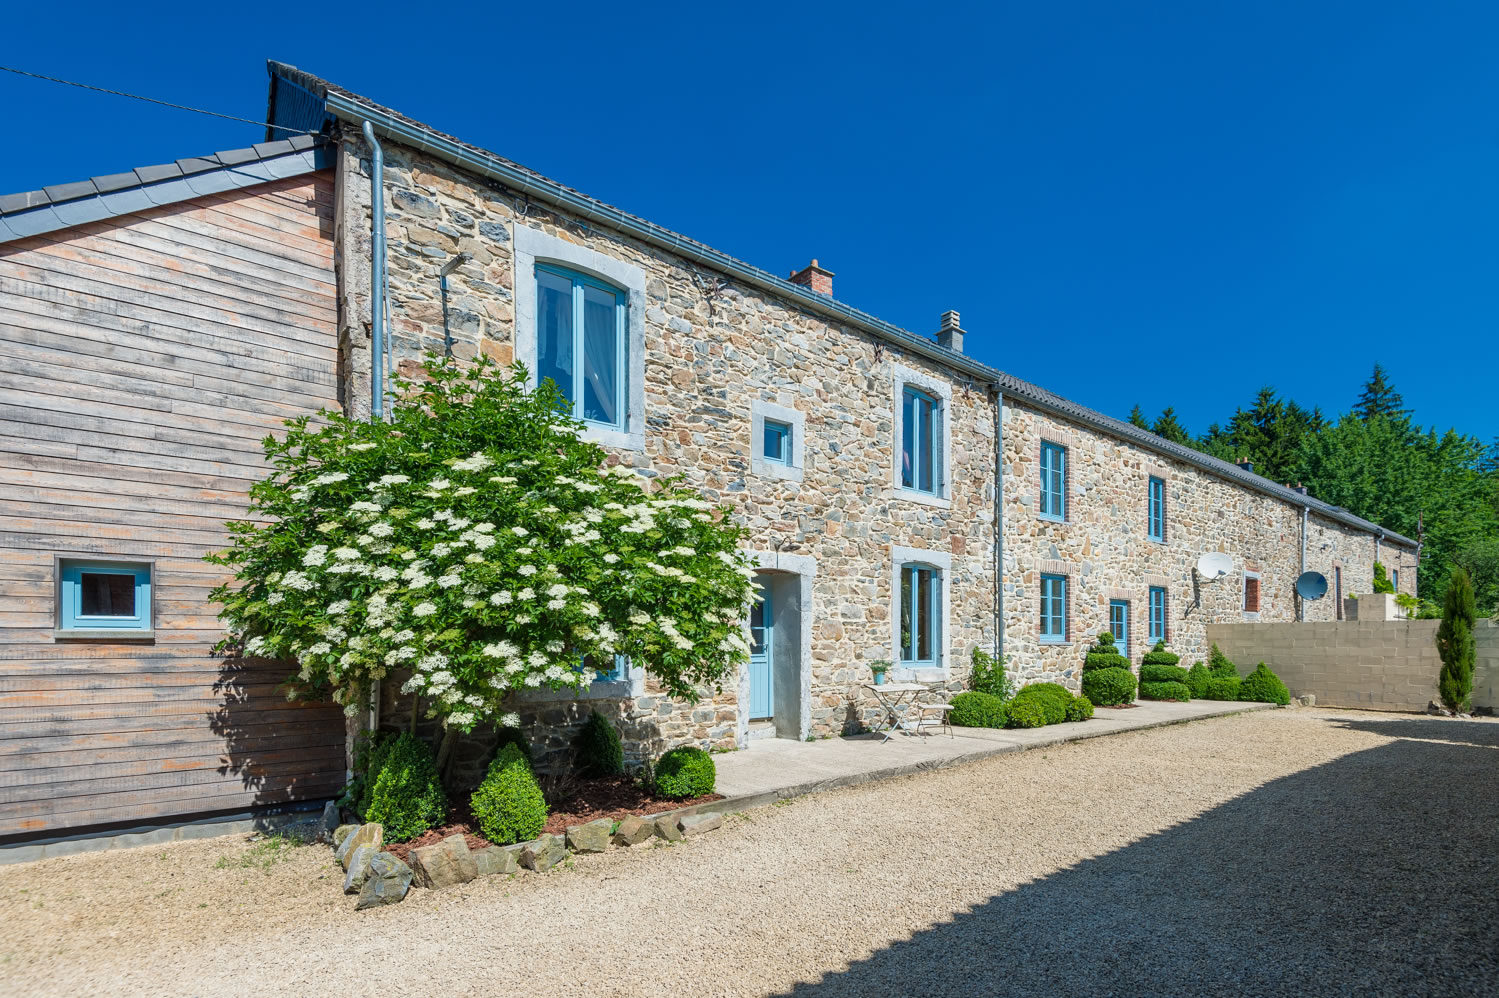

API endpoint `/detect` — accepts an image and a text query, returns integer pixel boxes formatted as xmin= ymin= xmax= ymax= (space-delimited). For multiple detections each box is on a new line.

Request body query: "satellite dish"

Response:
xmin=1296 ymin=571 xmax=1328 ymax=600
xmin=1196 ymin=552 xmax=1233 ymax=581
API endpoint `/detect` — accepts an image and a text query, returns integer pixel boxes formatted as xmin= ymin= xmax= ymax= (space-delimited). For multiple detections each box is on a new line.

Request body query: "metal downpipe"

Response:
xmin=362 ymin=120 xmax=386 ymax=421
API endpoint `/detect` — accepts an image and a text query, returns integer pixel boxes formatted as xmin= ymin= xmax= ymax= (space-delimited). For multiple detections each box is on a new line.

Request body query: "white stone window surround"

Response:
xmin=1242 ymin=570 xmax=1262 ymax=621
xmin=890 ymin=363 xmax=953 ymax=510
xmin=750 ymin=400 xmax=806 ymax=482
xmin=513 ymin=225 xmax=647 ymax=452
xmin=516 ymin=656 xmax=645 ymax=704
xmin=890 ymin=545 xmax=953 ymax=683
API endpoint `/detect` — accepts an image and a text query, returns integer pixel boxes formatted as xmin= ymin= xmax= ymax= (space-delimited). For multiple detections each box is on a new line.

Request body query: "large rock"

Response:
xmin=318 ymin=801 xmax=341 ymax=842
xmin=332 ymin=824 xmax=359 ymax=849
xmin=408 ymin=834 xmax=479 ymax=890
xmin=475 ymin=845 xmax=519 ymax=877
xmin=653 ymin=815 xmax=684 ymax=842
xmin=336 ymin=823 xmax=383 ymax=869
xmin=520 ymin=833 xmax=567 ymax=872
xmin=566 ymin=818 xmax=613 ymax=854
xmin=355 ymin=852 xmax=412 ymax=910
xmin=613 ymin=815 xmax=654 ymax=846
xmin=679 ymin=812 xmax=723 ymax=837
xmin=343 ymin=845 xmax=376 ymax=894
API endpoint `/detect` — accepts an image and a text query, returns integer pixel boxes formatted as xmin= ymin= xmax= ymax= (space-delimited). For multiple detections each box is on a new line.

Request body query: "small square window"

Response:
xmin=57 ymin=558 xmax=153 ymax=636
xmin=763 ymin=420 xmax=792 ymax=465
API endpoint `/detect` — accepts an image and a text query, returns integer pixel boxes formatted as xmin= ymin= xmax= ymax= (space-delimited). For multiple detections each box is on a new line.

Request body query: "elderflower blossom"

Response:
xmin=412 ymin=602 xmax=437 ymax=617
xmin=490 ymin=591 xmax=513 ymax=606
xmin=451 ymin=452 xmax=492 ymax=472
xmin=302 ymin=545 xmax=329 ymax=567
xmin=349 ymin=442 xmax=377 ymax=451
xmin=437 ymin=575 xmax=461 ymax=588
xmin=369 ymin=522 xmax=395 ymax=537
xmin=517 ymin=564 xmax=537 ymax=576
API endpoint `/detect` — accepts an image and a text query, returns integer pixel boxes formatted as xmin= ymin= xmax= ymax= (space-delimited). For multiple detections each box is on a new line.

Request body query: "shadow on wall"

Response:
xmin=210 ymin=655 xmax=347 ymax=807
xmin=774 ymin=717 xmax=1499 ymax=998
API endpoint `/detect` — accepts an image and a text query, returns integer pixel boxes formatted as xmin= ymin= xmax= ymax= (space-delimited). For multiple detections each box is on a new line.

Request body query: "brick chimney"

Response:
xmin=788 ymin=259 xmax=834 ymax=296
xmin=1292 ymin=482 xmax=1309 ymax=496
xmin=1236 ymin=456 xmax=1254 ymax=474
xmin=936 ymin=310 xmax=965 ymax=353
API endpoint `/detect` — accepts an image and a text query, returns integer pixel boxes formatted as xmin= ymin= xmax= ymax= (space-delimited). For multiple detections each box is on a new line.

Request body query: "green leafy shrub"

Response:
xmin=655 ymin=746 xmax=716 ymax=799
xmin=1140 ymin=662 xmax=1188 ymax=684
xmin=1083 ymin=632 xmax=1130 ymax=671
xmin=1140 ymin=680 xmax=1192 ymax=701
xmin=361 ymin=732 xmax=447 ymax=842
xmin=1005 ymin=698 xmax=1048 ymax=729
xmin=1082 ymin=666 xmax=1137 ymax=706
xmin=1437 ymin=567 xmax=1477 ymax=712
xmin=1372 ymin=561 xmax=1395 ymax=594
xmin=1065 ymin=695 xmax=1095 ymax=722
xmin=574 ymin=710 xmax=624 ymax=777
xmin=470 ymin=743 xmax=547 ymax=845
xmin=950 ymin=691 xmax=1008 ymax=728
xmin=1207 ymin=644 xmax=1238 ymax=678
xmin=1203 ymin=675 xmax=1241 ymax=701
xmin=493 ymin=726 xmax=532 ymax=765
xmin=1184 ymin=662 xmax=1210 ymax=698
xmin=1012 ymin=682 xmax=1072 ymax=725
xmin=1237 ymin=663 xmax=1291 ymax=705
xmin=969 ymin=647 xmax=1016 ymax=701
xmin=1141 ymin=640 xmax=1180 ymax=667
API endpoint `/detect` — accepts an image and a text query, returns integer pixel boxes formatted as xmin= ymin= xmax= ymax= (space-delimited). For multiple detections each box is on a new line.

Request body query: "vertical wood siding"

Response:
xmin=0 ymin=173 xmax=345 ymax=838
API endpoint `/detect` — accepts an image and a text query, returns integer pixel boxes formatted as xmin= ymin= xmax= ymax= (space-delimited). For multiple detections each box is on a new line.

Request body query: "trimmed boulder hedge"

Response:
xmin=655 ymin=746 xmax=716 ymax=799
xmin=951 ymin=691 xmax=1008 ymax=728
xmin=1011 ymin=682 xmax=1072 ymax=725
xmin=1081 ymin=632 xmax=1137 ymax=706
xmin=1238 ymin=662 xmax=1291 ymax=705
xmin=1065 ymin=694 xmax=1095 ymax=722
xmin=471 ymin=743 xmax=548 ymax=845
xmin=1006 ymin=698 xmax=1048 ymax=729
xmin=1203 ymin=675 xmax=1241 ymax=701
xmin=1138 ymin=641 xmax=1189 ymax=700
xmin=1140 ymin=680 xmax=1192 ymax=702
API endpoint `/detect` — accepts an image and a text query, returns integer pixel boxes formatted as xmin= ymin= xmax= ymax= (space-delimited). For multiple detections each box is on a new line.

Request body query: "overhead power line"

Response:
xmin=0 ymin=65 xmax=318 ymax=133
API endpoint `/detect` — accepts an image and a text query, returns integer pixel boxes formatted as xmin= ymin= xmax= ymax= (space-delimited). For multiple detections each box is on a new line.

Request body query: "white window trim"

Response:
xmin=891 ymin=363 xmax=952 ymax=509
xmin=890 ymin=545 xmax=952 ymax=682
xmin=750 ymin=400 xmax=805 ymax=482
xmin=1242 ymin=570 xmax=1262 ymax=621
xmin=516 ymin=657 xmax=645 ymax=703
xmin=513 ymin=226 xmax=646 ymax=452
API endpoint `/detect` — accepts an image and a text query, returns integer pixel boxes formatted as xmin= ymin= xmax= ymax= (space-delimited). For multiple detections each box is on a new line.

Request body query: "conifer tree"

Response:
xmin=1354 ymin=363 xmax=1410 ymax=422
xmin=1128 ymin=405 xmax=1150 ymax=430
xmin=1151 ymin=407 xmax=1191 ymax=445
xmin=1437 ymin=567 xmax=1476 ymax=712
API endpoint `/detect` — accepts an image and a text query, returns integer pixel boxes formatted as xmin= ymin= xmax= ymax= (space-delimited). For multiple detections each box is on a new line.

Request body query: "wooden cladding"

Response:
xmin=0 ymin=173 xmax=345 ymax=839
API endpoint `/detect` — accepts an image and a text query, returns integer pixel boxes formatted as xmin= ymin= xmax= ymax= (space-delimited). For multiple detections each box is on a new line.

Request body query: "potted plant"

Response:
xmin=869 ymin=660 xmax=891 ymax=686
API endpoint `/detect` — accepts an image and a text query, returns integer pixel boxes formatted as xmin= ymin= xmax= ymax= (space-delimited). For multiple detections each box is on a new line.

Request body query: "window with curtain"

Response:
xmin=899 ymin=562 xmax=940 ymax=665
xmin=536 ymin=264 xmax=627 ymax=430
xmin=1040 ymin=573 xmax=1067 ymax=643
xmin=1148 ymin=586 xmax=1167 ymax=643
xmin=1040 ymin=442 xmax=1067 ymax=520
xmin=1148 ymin=476 xmax=1165 ymax=542
xmin=1109 ymin=599 xmax=1130 ymax=655
xmin=901 ymin=387 xmax=940 ymax=494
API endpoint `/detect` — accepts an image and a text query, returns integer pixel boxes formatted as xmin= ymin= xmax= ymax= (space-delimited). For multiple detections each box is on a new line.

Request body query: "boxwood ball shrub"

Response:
xmin=575 ymin=709 xmax=625 ymax=777
xmin=950 ymin=691 xmax=1008 ymax=729
xmin=655 ymin=746 xmax=716 ymax=799
xmin=1140 ymin=680 xmax=1192 ymax=702
xmin=1238 ymin=662 xmax=1291 ymax=705
xmin=471 ymin=743 xmax=548 ymax=845
xmin=1140 ymin=662 xmax=1189 ymax=685
xmin=1006 ymin=697 xmax=1048 ymax=729
xmin=1065 ymin=694 xmax=1095 ymax=722
xmin=1203 ymin=675 xmax=1241 ymax=701
xmin=1012 ymin=682 xmax=1072 ymax=725
xmin=1207 ymin=644 xmax=1238 ymax=679
xmin=361 ymin=732 xmax=447 ymax=842
xmin=1184 ymin=662 xmax=1210 ymax=699
xmin=1081 ymin=632 xmax=1136 ymax=706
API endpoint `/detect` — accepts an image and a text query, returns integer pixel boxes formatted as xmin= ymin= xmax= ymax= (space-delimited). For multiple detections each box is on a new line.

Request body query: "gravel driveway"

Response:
xmin=3 ymin=708 xmax=1495 ymax=998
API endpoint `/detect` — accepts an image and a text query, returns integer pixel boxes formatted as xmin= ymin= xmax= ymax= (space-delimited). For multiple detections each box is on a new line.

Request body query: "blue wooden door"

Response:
xmin=749 ymin=583 xmax=773 ymax=719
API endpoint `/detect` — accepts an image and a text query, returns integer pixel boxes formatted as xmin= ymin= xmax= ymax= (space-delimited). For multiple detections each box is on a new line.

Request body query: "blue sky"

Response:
xmin=5 ymin=1 xmax=1495 ymax=442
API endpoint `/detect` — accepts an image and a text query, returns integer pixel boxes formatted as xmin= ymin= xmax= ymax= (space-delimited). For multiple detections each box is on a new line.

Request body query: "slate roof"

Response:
xmin=0 ymin=134 xmax=331 ymax=242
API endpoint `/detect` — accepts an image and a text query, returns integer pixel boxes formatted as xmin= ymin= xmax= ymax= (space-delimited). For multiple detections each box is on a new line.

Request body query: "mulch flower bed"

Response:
xmin=384 ymin=775 xmax=723 ymax=861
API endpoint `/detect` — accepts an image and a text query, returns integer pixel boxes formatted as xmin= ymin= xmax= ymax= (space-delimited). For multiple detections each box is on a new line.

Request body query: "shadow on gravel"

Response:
xmin=1322 ymin=714 xmax=1499 ymax=750
xmin=777 ymin=723 xmax=1499 ymax=998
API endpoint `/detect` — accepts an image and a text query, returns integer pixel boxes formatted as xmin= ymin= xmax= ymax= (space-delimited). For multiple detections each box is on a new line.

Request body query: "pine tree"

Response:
xmin=1128 ymin=405 xmax=1150 ymax=430
xmin=1151 ymin=407 xmax=1191 ymax=445
xmin=1436 ymin=567 xmax=1476 ymax=712
xmin=1354 ymin=363 xmax=1410 ymax=422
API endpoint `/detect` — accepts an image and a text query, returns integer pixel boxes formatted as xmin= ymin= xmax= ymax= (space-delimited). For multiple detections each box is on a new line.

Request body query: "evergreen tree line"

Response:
xmin=1128 ymin=365 xmax=1499 ymax=613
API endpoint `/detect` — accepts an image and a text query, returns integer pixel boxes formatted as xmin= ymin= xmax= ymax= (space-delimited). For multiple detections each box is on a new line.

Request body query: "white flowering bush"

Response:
xmin=208 ymin=356 xmax=756 ymax=732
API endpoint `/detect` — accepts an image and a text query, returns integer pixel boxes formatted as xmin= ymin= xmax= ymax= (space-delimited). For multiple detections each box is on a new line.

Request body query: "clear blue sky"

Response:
xmin=5 ymin=2 xmax=1495 ymax=443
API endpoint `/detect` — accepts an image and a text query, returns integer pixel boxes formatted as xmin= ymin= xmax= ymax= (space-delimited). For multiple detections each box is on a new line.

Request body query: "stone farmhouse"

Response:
xmin=0 ymin=61 xmax=1416 ymax=842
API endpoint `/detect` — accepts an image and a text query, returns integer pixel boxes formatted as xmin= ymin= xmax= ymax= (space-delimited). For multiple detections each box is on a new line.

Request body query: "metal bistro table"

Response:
xmin=863 ymin=682 xmax=930 ymax=742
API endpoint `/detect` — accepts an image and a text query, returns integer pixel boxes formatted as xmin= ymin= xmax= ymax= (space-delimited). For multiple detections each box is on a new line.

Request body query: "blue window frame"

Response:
xmin=1148 ymin=476 xmax=1165 ymax=542
xmin=59 ymin=560 xmax=151 ymax=632
xmin=1040 ymin=574 xmax=1067 ymax=643
xmin=899 ymin=563 xmax=941 ymax=666
xmin=1109 ymin=599 xmax=1130 ymax=656
xmin=1040 ymin=442 xmax=1067 ymax=520
xmin=586 ymin=653 xmax=630 ymax=683
xmin=901 ymin=387 xmax=941 ymax=494
xmin=1148 ymin=586 xmax=1167 ymax=644
xmin=1391 ymin=569 xmax=1399 ymax=591
xmin=535 ymin=264 xmax=627 ymax=430
xmin=763 ymin=419 xmax=792 ymax=465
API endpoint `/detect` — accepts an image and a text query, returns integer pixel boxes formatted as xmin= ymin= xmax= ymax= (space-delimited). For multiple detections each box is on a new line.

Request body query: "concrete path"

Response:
xmin=715 ymin=699 xmax=1271 ymax=803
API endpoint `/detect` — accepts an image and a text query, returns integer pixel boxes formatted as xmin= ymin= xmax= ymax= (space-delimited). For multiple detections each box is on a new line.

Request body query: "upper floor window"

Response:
xmin=901 ymin=387 xmax=942 ymax=495
xmin=1148 ymin=476 xmax=1165 ymax=542
xmin=899 ymin=562 xmax=941 ymax=666
xmin=763 ymin=419 xmax=792 ymax=466
xmin=56 ymin=558 xmax=152 ymax=636
xmin=535 ymin=264 xmax=627 ymax=430
xmin=1148 ymin=586 xmax=1167 ymax=643
xmin=1040 ymin=442 xmax=1067 ymax=520
xmin=1040 ymin=573 xmax=1068 ymax=643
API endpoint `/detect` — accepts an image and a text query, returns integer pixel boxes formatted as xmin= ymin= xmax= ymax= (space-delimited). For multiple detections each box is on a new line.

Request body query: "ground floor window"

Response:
xmin=56 ymin=558 xmax=153 ymax=635
xmin=900 ymin=563 xmax=940 ymax=666
xmin=1109 ymin=599 xmax=1130 ymax=655
xmin=1040 ymin=574 xmax=1068 ymax=643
